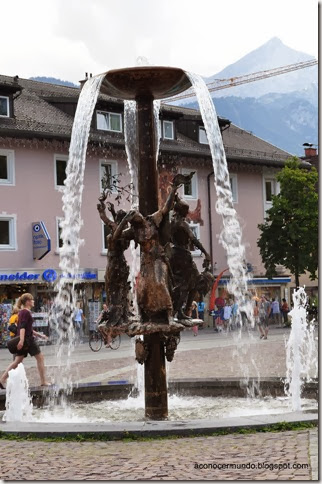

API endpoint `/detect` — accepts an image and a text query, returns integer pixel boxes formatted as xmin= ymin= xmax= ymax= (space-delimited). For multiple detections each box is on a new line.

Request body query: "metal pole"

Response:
xmin=136 ymin=95 xmax=168 ymax=420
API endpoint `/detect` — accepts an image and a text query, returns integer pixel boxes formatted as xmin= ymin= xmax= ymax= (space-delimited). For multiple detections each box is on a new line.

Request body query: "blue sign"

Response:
xmin=42 ymin=269 xmax=57 ymax=282
xmin=32 ymin=221 xmax=51 ymax=260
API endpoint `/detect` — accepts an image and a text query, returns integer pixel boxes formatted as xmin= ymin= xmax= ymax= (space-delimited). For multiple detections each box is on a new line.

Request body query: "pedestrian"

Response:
xmin=271 ymin=298 xmax=281 ymax=325
xmin=73 ymin=303 xmax=84 ymax=341
xmin=281 ymin=298 xmax=289 ymax=326
xmin=96 ymin=303 xmax=111 ymax=347
xmin=0 ymin=293 xmax=49 ymax=389
xmin=258 ymin=295 xmax=271 ymax=339
xmin=197 ymin=300 xmax=205 ymax=323
xmin=231 ymin=300 xmax=238 ymax=330
xmin=8 ymin=306 xmax=19 ymax=338
xmin=8 ymin=306 xmax=19 ymax=361
xmin=223 ymin=300 xmax=232 ymax=331
xmin=190 ymin=301 xmax=199 ymax=336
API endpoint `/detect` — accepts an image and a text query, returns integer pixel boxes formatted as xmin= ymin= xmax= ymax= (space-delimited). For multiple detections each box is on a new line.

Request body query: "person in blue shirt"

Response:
xmin=197 ymin=301 xmax=205 ymax=322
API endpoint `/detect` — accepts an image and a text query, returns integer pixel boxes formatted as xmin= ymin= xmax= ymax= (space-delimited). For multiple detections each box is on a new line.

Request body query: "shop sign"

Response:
xmin=42 ymin=269 xmax=98 ymax=282
xmin=0 ymin=268 xmax=98 ymax=284
xmin=218 ymin=277 xmax=291 ymax=285
xmin=32 ymin=221 xmax=51 ymax=260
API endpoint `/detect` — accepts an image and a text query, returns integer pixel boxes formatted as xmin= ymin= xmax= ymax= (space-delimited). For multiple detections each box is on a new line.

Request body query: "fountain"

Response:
xmin=0 ymin=67 xmax=318 ymax=437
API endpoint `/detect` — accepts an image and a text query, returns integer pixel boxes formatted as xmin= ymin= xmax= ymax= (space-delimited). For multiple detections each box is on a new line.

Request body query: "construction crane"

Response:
xmin=164 ymin=59 xmax=318 ymax=102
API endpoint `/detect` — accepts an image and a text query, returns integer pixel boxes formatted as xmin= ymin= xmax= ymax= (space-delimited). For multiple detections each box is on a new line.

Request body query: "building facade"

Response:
xmin=0 ymin=74 xmax=316 ymax=332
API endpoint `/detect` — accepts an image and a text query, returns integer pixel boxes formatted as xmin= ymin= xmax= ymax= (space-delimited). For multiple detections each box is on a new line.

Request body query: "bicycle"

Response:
xmin=89 ymin=330 xmax=121 ymax=352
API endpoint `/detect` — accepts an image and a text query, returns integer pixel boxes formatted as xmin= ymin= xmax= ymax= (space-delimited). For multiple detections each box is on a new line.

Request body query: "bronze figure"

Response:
xmin=97 ymin=197 xmax=131 ymax=327
xmin=170 ymin=194 xmax=212 ymax=319
xmin=121 ymin=174 xmax=192 ymax=324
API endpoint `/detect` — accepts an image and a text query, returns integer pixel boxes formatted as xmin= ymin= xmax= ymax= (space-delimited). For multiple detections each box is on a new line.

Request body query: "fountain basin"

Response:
xmin=0 ymin=378 xmax=318 ymax=411
xmin=99 ymin=66 xmax=191 ymax=100
xmin=0 ymin=412 xmax=317 ymax=440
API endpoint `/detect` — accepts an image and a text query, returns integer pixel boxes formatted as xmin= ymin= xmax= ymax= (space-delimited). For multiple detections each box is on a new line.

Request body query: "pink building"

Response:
xmin=0 ymin=75 xmax=315 ymax=331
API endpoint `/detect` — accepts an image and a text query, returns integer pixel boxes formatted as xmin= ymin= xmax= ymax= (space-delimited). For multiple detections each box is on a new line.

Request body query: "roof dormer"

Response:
xmin=0 ymin=77 xmax=22 ymax=118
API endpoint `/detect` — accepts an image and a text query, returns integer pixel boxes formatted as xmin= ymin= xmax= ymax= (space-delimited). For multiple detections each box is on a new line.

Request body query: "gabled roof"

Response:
xmin=0 ymin=73 xmax=305 ymax=167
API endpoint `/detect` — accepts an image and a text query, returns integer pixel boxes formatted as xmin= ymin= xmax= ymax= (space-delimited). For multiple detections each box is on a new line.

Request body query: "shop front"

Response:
xmin=217 ymin=277 xmax=292 ymax=303
xmin=0 ymin=267 xmax=104 ymax=341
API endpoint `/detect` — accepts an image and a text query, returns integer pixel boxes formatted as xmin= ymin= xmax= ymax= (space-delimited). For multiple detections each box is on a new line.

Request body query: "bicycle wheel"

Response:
xmin=109 ymin=334 xmax=121 ymax=350
xmin=89 ymin=331 xmax=103 ymax=352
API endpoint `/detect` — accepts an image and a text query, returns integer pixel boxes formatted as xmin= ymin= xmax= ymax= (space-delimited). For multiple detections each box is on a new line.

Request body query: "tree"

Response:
xmin=257 ymin=157 xmax=318 ymax=288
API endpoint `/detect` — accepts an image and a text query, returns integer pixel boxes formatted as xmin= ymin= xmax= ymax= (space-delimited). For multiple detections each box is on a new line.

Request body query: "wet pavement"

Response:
xmin=0 ymin=326 xmax=319 ymax=480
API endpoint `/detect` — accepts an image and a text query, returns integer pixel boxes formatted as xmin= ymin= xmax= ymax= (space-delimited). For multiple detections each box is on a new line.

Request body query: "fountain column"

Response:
xmin=136 ymin=94 xmax=167 ymax=419
xmin=99 ymin=67 xmax=192 ymax=420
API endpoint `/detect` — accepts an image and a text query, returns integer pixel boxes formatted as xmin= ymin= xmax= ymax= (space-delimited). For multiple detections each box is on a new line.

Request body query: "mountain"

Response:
xmin=181 ymin=38 xmax=318 ymax=155
xmin=29 ymin=76 xmax=79 ymax=88
xmin=206 ymin=37 xmax=317 ymax=99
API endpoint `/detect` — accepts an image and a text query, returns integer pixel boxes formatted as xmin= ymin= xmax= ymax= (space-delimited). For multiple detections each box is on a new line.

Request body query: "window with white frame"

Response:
xmin=199 ymin=126 xmax=208 ymax=145
xmin=97 ymin=111 xmax=122 ymax=132
xmin=182 ymin=168 xmax=197 ymax=199
xmin=263 ymin=176 xmax=280 ymax=214
xmin=54 ymin=155 xmax=68 ymax=189
xmin=163 ymin=120 xmax=174 ymax=140
xmin=0 ymin=216 xmax=16 ymax=250
xmin=0 ymin=149 xmax=15 ymax=185
xmin=229 ymin=174 xmax=238 ymax=203
xmin=100 ymin=160 xmax=118 ymax=193
xmin=0 ymin=96 xmax=9 ymax=117
xmin=189 ymin=222 xmax=201 ymax=256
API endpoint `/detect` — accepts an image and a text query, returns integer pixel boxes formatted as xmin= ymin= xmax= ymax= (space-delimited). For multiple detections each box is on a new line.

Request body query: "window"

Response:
xmin=263 ymin=176 xmax=280 ymax=215
xmin=0 ymin=149 xmax=15 ymax=185
xmin=97 ymin=111 xmax=122 ymax=132
xmin=199 ymin=127 xmax=208 ymax=145
xmin=264 ymin=178 xmax=278 ymax=203
xmin=163 ymin=120 xmax=174 ymax=140
xmin=229 ymin=174 xmax=238 ymax=203
xmin=189 ymin=222 xmax=201 ymax=256
xmin=0 ymin=96 xmax=9 ymax=117
xmin=0 ymin=216 xmax=16 ymax=250
xmin=182 ymin=168 xmax=197 ymax=199
xmin=54 ymin=155 xmax=68 ymax=189
xmin=100 ymin=160 xmax=118 ymax=193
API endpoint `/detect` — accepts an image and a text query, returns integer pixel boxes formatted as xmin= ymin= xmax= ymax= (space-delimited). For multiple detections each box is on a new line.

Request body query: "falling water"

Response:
xmin=48 ymin=74 xmax=105 ymax=400
xmin=285 ymin=287 xmax=318 ymax=411
xmin=186 ymin=72 xmax=252 ymax=322
xmin=3 ymin=364 xmax=33 ymax=422
xmin=187 ymin=71 xmax=260 ymax=396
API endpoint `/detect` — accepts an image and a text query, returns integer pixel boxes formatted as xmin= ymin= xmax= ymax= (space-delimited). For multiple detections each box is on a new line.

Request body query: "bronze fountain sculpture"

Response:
xmin=96 ymin=67 xmax=213 ymax=419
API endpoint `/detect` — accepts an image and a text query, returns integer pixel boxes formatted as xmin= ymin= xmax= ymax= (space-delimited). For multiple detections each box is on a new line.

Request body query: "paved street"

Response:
xmin=0 ymin=326 xmax=319 ymax=480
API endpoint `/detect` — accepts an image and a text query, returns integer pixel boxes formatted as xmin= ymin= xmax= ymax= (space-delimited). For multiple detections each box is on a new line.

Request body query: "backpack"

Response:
xmin=8 ymin=323 xmax=17 ymax=335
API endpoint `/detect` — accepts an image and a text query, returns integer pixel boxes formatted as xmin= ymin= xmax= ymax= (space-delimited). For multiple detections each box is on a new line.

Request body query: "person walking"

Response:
xmin=0 ymin=293 xmax=49 ymax=389
xmin=8 ymin=306 xmax=19 ymax=338
xmin=191 ymin=301 xmax=199 ymax=336
xmin=197 ymin=300 xmax=205 ymax=325
xmin=281 ymin=298 xmax=289 ymax=326
xmin=258 ymin=295 xmax=271 ymax=339
xmin=73 ymin=303 xmax=84 ymax=342
xmin=8 ymin=306 xmax=19 ymax=361
xmin=271 ymin=298 xmax=281 ymax=325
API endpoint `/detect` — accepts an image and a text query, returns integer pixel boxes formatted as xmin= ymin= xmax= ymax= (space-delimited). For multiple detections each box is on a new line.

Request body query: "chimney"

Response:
xmin=303 ymin=143 xmax=317 ymax=158
xmin=304 ymin=147 xmax=317 ymax=157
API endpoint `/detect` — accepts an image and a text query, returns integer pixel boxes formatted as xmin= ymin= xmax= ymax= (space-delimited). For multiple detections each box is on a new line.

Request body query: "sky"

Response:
xmin=2 ymin=0 xmax=319 ymax=83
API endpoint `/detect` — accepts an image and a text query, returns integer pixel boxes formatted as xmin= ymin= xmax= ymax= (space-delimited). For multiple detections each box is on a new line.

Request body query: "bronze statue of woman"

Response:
xmin=121 ymin=174 xmax=192 ymax=325
xmin=97 ymin=197 xmax=131 ymax=327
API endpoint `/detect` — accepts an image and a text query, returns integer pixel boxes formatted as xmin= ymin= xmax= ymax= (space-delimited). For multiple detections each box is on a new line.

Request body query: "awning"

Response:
xmin=218 ymin=277 xmax=291 ymax=285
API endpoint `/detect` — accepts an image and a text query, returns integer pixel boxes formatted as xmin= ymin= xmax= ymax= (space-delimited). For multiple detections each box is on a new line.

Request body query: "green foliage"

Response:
xmin=257 ymin=157 xmax=318 ymax=286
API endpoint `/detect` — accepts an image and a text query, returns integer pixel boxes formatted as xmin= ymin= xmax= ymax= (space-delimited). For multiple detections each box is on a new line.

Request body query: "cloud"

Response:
xmin=1 ymin=0 xmax=318 ymax=81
